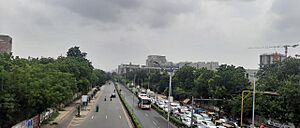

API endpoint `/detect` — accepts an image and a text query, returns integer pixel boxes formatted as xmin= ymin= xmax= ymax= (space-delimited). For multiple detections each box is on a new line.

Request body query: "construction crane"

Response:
xmin=249 ymin=44 xmax=299 ymax=57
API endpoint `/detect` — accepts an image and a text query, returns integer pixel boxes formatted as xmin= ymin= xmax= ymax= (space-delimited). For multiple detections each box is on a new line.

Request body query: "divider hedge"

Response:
xmin=114 ymin=84 xmax=142 ymax=128
xmin=116 ymin=82 xmax=186 ymax=128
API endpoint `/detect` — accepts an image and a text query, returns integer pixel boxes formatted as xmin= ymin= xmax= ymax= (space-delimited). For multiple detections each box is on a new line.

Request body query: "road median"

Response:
xmin=114 ymin=83 xmax=142 ymax=128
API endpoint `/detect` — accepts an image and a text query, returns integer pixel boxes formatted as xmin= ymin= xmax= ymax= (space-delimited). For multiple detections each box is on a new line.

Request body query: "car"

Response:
xmin=199 ymin=120 xmax=217 ymax=128
xmin=111 ymin=93 xmax=116 ymax=98
xmin=182 ymin=117 xmax=192 ymax=127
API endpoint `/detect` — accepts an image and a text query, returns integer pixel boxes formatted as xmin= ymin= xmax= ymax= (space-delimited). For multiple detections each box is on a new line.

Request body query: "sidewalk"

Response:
xmin=41 ymin=89 xmax=101 ymax=128
xmin=67 ymin=89 xmax=102 ymax=127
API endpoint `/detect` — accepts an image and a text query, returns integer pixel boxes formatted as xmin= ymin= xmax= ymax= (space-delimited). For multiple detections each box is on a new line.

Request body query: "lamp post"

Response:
xmin=153 ymin=61 xmax=173 ymax=128
xmin=252 ymin=77 xmax=256 ymax=128
xmin=132 ymin=74 xmax=136 ymax=111
xmin=240 ymin=90 xmax=279 ymax=127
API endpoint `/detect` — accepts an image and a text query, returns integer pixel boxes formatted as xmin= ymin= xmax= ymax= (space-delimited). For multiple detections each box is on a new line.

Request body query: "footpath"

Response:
xmin=67 ymin=89 xmax=102 ymax=127
xmin=41 ymin=88 xmax=102 ymax=128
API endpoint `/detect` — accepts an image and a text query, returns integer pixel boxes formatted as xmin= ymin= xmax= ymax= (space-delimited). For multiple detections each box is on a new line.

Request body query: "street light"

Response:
xmin=240 ymin=90 xmax=279 ymax=127
xmin=153 ymin=61 xmax=173 ymax=128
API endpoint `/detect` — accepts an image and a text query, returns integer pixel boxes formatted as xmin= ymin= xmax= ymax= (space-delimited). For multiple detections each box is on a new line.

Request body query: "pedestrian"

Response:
xmin=96 ymin=104 xmax=99 ymax=112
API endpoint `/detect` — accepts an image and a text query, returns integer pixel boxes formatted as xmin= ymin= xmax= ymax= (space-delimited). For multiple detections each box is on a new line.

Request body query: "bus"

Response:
xmin=138 ymin=96 xmax=151 ymax=109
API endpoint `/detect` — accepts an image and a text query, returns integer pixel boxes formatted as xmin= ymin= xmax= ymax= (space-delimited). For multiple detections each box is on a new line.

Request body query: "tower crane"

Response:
xmin=249 ymin=44 xmax=299 ymax=57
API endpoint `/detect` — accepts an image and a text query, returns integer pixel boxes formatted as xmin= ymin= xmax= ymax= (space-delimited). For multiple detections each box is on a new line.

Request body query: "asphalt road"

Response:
xmin=118 ymin=83 xmax=177 ymax=128
xmin=76 ymin=83 xmax=131 ymax=128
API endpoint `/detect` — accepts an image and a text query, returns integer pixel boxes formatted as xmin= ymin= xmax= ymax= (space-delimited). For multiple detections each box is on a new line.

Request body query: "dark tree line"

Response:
xmin=0 ymin=46 xmax=109 ymax=127
xmin=120 ymin=58 xmax=299 ymax=126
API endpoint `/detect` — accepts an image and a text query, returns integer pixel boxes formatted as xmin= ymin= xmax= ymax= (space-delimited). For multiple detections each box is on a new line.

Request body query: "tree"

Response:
xmin=67 ymin=46 xmax=87 ymax=58
xmin=255 ymin=58 xmax=300 ymax=125
xmin=0 ymin=47 xmax=107 ymax=127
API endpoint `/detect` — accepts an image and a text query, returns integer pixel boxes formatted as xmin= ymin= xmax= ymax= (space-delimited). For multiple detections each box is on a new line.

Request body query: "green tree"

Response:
xmin=256 ymin=58 xmax=300 ymax=125
xmin=67 ymin=46 xmax=87 ymax=58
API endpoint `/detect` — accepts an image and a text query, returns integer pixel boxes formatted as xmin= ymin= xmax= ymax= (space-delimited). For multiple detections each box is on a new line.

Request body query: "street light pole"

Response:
xmin=167 ymin=70 xmax=172 ymax=128
xmin=133 ymin=74 xmax=136 ymax=111
xmin=252 ymin=77 xmax=256 ymax=128
xmin=153 ymin=61 xmax=173 ymax=128
xmin=190 ymin=96 xmax=194 ymax=127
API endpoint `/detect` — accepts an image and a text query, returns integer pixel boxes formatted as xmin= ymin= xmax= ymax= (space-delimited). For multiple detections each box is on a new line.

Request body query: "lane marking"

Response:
xmin=91 ymin=115 xmax=94 ymax=120
xmin=120 ymin=115 xmax=122 ymax=119
xmin=153 ymin=121 xmax=158 ymax=126
xmin=145 ymin=113 xmax=149 ymax=117
xmin=106 ymin=115 xmax=107 ymax=119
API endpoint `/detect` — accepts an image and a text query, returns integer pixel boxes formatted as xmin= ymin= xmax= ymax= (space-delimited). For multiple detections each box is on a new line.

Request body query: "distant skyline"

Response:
xmin=1 ymin=0 xmax=300 ymax=71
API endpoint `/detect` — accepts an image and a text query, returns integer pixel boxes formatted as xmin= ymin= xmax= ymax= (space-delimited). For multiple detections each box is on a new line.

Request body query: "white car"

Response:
xmin=200 ymin=113 xmax=211 ymax=121
xmin=199 ymin=120 xmax=216 ymax=128
xmin=182 ymin=117 xmax=192 ymax=127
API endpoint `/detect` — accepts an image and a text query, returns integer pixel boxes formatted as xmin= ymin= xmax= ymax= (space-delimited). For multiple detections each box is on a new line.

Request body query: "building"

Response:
xmin=260 ymin=53 xmax=286 ymax=68
xmin=146 ymin=55 xmax=167 ymax=67
xmin=0 ymin=35 xmax=12 ymax=54
xmin=117 ymin=62 xmax=140 ymax=74
xmin=176 ymin=61 xmax=219 ymax=70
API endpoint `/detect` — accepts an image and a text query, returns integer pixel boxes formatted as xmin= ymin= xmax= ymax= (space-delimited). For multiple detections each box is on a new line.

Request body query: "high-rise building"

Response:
xmin=146 ymin=55 xmax=167 ymax=67
xmin=260 ymin=52 xmax=286 ymax=68
xmin=0 ymin=35 xmax=12 ymax=54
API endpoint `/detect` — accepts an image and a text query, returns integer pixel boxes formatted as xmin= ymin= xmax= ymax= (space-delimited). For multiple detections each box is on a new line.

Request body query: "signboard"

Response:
xmin=169 ymin=96 xmax=173 ymax=102
xmin=82 ymin=95 xmax=88 ymax=102
xmin=26 ymin=119 xmax=33 ymax=128
xmin=32 ymin=115 xmax=40 ymax=128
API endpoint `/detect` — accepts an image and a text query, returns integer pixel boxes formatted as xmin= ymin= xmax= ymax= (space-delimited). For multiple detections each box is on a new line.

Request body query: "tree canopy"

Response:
xmin=0 ymin=47 xmax=108 ymax=127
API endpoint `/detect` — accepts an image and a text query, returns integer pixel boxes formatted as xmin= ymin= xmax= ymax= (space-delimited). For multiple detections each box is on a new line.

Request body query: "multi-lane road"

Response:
xmin=75 ymin=83 xmax=132 ymax=128
xmin=118 ymin=83 xmax=176 ymax=128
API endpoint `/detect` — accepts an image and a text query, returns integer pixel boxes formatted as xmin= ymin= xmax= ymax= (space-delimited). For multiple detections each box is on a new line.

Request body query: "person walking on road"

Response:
xmin=96 ymin=104 xmax=99 ymax=112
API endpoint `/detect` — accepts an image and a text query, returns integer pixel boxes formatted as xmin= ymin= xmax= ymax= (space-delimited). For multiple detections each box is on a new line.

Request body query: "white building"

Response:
xmin=117 ymin=62 xmax=140 ymax=74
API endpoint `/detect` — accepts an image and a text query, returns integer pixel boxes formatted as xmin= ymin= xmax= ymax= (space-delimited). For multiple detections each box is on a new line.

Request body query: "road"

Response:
xmin=75 ymin=83 xmax=132 ymax=128
xmin=118 ymin=83 xmax=177 ymax=128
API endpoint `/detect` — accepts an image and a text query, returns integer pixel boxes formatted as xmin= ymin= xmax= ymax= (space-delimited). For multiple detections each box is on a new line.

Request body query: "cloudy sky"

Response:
xmin=1 ymin=0 xmax=300 ymax=71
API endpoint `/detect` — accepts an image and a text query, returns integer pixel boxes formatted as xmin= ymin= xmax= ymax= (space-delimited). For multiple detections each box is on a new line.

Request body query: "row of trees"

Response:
xmin=0 ymin=46 xmax=109 ymax=127
xmin=119 ymin=58 xmax=299 ymax=126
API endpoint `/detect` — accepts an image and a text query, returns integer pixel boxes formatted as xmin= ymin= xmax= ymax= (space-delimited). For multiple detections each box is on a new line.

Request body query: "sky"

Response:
xmin=1 ymin=0 xmax=300 ymax=71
